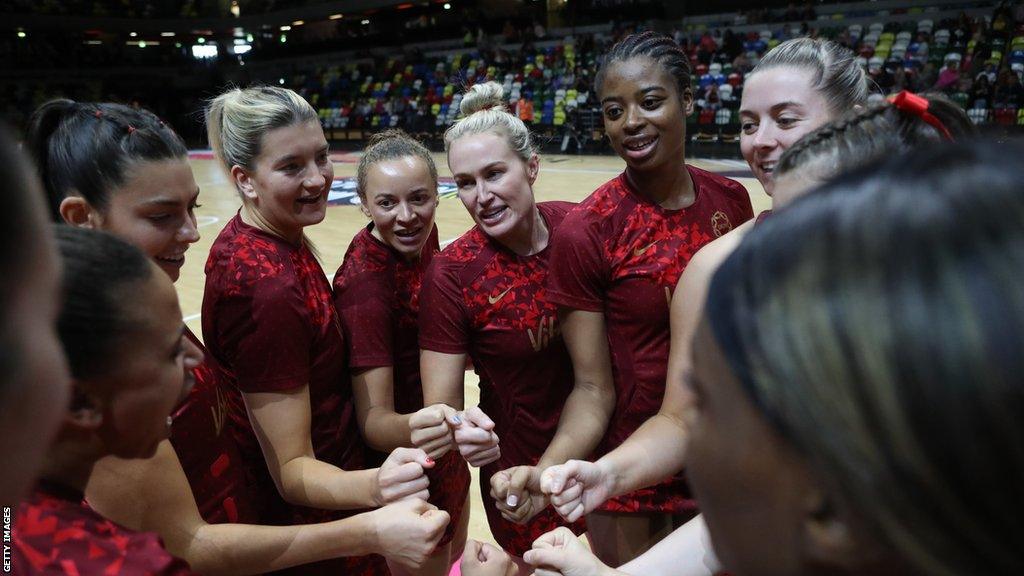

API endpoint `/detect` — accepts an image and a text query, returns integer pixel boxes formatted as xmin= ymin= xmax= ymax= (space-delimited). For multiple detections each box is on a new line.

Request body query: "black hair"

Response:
xmin=26 ymin=99 xmax=188 ymax=222
xmin=596 ymin=31 xmax=691 ymax=99
xmin=54 ymin=226 xmax=154 ymax=380
xmin=707 ymin=141 xmax=1024 ymax=574
xmin=0 ymin=128 xmax=45 ymax=388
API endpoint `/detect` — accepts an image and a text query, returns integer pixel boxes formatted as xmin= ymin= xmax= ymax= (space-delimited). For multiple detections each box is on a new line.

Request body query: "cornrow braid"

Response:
xmin=777 ymin=93 xmax=975 ymax=180
xmin=596 ymin=31 xmax=692 ymax=99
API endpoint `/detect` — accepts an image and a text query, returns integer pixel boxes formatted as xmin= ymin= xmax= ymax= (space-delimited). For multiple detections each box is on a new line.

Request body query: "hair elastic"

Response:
xmin=888 ymin=91 xmax=953 ymax=141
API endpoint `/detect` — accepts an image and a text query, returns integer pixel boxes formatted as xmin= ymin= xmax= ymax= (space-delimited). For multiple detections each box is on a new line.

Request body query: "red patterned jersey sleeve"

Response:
xmin=223 ymin=273 xmax=314 ymax=393
xmin=334 ymin=234 xmax=396 ymax=370
xmin=419 ymin=247 xmax=472 ymax=354
xmin=546 ymin=209 xmax=611 ymax=312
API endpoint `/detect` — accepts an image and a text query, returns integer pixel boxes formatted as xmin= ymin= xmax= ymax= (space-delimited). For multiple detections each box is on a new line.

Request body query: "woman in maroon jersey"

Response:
xmin=14 ymin=226 xmax=202 ymax=575
xmin=540 ymin=31 xmax=754 ymax=565
xmin=0 ymin=132 xmax=69 ymax=509
xmin=27 ymin=99 xmax=449 ymax=574
xmin=333 ymin=128 xmax=471 ymax=576
xmin=411 ymin=81 xmax=584 ymax=572
xmin=539 ymin=37 xmax=868 ymax=540
xmin=203 ymin=85 xmax=445 ymax=575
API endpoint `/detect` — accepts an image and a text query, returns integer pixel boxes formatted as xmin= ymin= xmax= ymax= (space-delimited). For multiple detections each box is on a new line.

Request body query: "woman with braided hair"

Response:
xmin=519 ymin=92 xmax=974 ymax=576
xmin=485 ymin=30 xmax=755 ymax=565
xmin=538 ymin=37 xmax=868 ymax=549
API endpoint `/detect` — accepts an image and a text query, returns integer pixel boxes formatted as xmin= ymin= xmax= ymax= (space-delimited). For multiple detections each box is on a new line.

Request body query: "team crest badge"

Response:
xmin=711 ymin=211 xmax=733 ymax=237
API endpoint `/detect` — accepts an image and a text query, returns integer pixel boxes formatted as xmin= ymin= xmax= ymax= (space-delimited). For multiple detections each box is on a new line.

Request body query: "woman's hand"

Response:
xmin=451 ymin=406 xmax=501 ymax=467
xmin=374 ymin=447 xmax=433 ymax=505
xmin=409 ymin=404 xmax=458 ymax=460
xmin=461 ymin=539 xmax=517 ymax=576
xmin=368 ymin=499 xmax=450 ymax=569
xmin=524 ymin=527 xmax=619 ymax=576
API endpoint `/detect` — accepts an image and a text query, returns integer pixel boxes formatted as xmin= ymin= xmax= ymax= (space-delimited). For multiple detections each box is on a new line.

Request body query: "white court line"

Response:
xmin=197 ymin=216 xmax=220 ymax=228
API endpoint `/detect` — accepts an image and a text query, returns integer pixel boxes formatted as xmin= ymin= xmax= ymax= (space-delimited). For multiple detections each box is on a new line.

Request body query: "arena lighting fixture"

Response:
xmin=197 ymin=36 xmax=206 ymax=43
xmin=161 ymin=32 xmax=175 ymax=37
xmin=279 ymin=34 xmax=287 ymax=42
xmin=444 ymin=3 xmax=451 ymax=9
xmin=246 ymin=33 xmax=253 ymax=42
xmin=130 ymin=32 xmax=138 ymax=37
xmin=361 ymin=19 xmax=370 ymax=25
xmin=84 ymin=40 xmax=102 ymax=45
xmin=192 ymin=44 xmax=218 ymax=58
xmin=292 ymin=20 xmax=304 ymax=26
xmin=329 ymin=14 xmax=343 ymax=20
xmin=234 ymin=44 xmax=251 ymax=54
xmin=17 ymin=30 xmax=26 ymax=38
xmin=279 ymin=78 xmax=285 ymax=85
xmin=280 ymin=25 xmax=291 ymax=31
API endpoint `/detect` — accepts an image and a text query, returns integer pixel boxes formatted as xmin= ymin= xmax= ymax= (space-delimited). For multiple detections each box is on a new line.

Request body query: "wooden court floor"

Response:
xmin=178 ymin=151 xmax=768 ymax=547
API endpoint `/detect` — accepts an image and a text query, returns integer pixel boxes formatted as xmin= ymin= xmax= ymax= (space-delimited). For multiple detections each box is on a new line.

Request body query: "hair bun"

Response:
xmin=460 ymin=82 xmax=507 ymax=116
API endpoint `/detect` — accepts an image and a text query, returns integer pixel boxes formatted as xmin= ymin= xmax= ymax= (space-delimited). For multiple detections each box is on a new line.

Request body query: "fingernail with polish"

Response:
xmin=425 ymin=457 xmax=435 ymax=465
xmin=506 ymin=494 xmax=518 ymax=507
xmin=452 ymin=413 xmax=462 ymax=425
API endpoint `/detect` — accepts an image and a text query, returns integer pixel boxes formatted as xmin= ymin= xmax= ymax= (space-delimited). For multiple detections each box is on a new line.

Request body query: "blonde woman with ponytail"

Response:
xmin=334 ymin=128 xmax=472 ymax=576
xmin=202 ymin=86 xmax=449 ymax=575
xmin=412 ymin=81 xmax=584 ymax=575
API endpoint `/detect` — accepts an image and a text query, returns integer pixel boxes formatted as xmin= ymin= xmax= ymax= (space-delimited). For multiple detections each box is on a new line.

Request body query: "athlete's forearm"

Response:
xmin=596 ymin=412 xmax=688 ymax=500
xmin=362 ymin=408 xmax=414 ymax=452
xmin=537 ymin=378 xmax=616 ymax=469
xmin=187 ymin=513 xmax=377 ymax=575
xmin=279 ymin=457 xmax=380 ymax=509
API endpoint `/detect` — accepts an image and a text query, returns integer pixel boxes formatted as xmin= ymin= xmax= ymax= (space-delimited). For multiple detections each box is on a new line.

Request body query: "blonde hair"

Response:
xmin=750 ymin=37 xmax=868 ymax=116
xmin=205 ymin=85 xmax=318 ymax=176
xmin=357 ymin=129 xmax=438 ymax=200
xmin=443 ymin=82 xmax=535 ymax=161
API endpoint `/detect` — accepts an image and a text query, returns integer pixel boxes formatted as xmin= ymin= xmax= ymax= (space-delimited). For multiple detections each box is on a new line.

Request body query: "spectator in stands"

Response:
xmin=935 ymin=59 xmax=961 ymax=92
xmin=970 ymin=74 xmax=994 ymax=108
xmin=994 ymin=69 xmax=1024 ymax=107
xmin=516 ymin=96 xmax=534 ymax=126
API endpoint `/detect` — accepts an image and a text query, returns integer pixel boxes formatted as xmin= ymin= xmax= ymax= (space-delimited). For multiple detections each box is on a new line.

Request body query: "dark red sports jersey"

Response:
xmin=13 ymin=480 xmax=196 ymax=575
xmin=548 ymin=167 xmax=753 ymax=513
xmin=419 ymin=201 xmax=585 ymax=554
xmin=203 ymin=214 xmax=384 ymax=575
xmin=168 ymin=328 xmax=258 ymax=525
xmin=333 ymin=223 xmax=470 ymax=547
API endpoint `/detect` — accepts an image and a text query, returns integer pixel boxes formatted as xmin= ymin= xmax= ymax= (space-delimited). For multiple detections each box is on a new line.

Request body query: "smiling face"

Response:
xmin=237 ymin=120 xmax=333 ymax=240
xmin=96 ymin=264 xmax=201 ymax=460
xmin=739 ymin=66 xmax=834 ymax=196
xmin=96 ymin=158 xmax=201 ymax=282
xmin=448 ymin=131 xmax=539 ymax=243
xmin=600 ymin=56 xmax=693 ymax=173
xmin=361 ymin=155 xmax=438 ymax=261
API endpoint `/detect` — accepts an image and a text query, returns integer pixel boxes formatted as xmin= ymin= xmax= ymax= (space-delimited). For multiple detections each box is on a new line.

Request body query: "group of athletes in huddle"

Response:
xmin=3 ymin=29 xmax=1021 ymax=576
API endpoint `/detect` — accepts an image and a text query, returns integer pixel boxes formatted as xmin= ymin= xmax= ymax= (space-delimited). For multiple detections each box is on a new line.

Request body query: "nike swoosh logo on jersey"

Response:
xmin=634 ymin=241 xmax=658 ymax=257
xmin=488 ymin=285 xmax=515 ymax=305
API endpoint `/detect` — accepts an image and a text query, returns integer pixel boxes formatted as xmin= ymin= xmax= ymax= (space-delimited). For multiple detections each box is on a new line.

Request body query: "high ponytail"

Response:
xmin=26 ymin=99 xmax=187 ymax=222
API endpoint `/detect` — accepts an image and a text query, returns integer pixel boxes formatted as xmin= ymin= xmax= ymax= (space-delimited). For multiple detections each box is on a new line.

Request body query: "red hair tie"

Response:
xmin=126 ymin=125 xmax=136 ymax=134
xmin=888 ymin=90 xmax=953 ymax=141
xmin=94 ymin=109 xmax=102 ymax=118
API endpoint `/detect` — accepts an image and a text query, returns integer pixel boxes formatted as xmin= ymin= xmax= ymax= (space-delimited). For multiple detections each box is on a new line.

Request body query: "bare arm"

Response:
xmin=596 ymin=223 xmax=751 ymax=497
xmin=244 ymin=386 xmax=381 ymax=509
xmin=410 ymin=350 xmax=466 ymax=459
xmin=617 ymin=514 xmax=719 ymax=576
xmin=352 ymin=366 xmax=413 ymax=452
xmin=86 ymin=440 xmax=443 ymax=575
xmin=535 ymin=308 xmax=617 ymax=469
